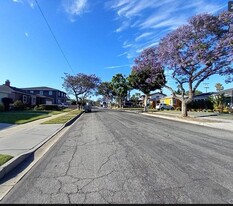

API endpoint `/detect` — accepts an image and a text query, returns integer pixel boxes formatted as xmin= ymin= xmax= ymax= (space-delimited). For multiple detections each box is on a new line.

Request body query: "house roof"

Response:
xmin=0 ymin=85 xmax=14 ymax=94
xmin=9 ymin=86 xmax=31 ymax=94
xmin=218 ymin=88 xmax=233 ymax=96
xmin=162 ymin=94 xmax=188 ymax=99
xmin=21 ymin=87 xmax=67 ymax=94
xmin=21 ymin=86 xmax=62 ymax=91
xmin=149 ymin=92 xmax=167 ymax=96
xmin=193 ymin=92 xmax=216 ymax=97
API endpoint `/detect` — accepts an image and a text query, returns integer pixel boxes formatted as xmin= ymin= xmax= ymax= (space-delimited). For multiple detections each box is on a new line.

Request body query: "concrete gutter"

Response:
xmin=0 ymin=111 xmax=84 ymax=181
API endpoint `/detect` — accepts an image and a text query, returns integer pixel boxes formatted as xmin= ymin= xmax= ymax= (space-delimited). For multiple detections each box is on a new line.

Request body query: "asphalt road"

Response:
xmin=1 ymin=108 xmax=233 ymax=204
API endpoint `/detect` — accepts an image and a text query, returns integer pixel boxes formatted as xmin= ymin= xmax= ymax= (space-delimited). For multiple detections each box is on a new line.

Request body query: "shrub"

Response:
xmin=13 ymin=100 xmax=25 ymax=110
xmin=175 ymin=107 xmax=181 ymax=111
xmin=0 ymin=103 xmax=4 ymax=112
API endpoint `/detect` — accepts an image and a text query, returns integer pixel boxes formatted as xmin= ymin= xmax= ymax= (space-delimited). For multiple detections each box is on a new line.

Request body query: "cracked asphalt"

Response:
xmin=1 ymin=108 xmax=233 ymax=204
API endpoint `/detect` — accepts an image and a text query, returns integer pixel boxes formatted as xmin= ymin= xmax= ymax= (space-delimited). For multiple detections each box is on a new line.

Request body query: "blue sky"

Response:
xmin=0 ymin=0 xmax=231 ymax=100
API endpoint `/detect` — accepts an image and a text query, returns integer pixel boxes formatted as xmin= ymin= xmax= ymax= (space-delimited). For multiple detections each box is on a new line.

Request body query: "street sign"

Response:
xmin=229 ymin=1 xmax=233 ymax=12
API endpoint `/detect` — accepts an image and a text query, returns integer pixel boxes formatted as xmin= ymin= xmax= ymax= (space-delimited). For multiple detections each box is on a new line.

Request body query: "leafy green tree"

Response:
xmin=111 ymin=74 xmax=129 ymax=108
xmin=185 ymin=90 xmax=203 ymax=95
xmin=130 ymin=93 xmax=141 ymax=107
xmin=128 ymin=47 xmax=166 ymax=111
xmin=62 ymin=73 xmax=100 ymax=109
xmin=210 ymin=83 xmax=225 ymax=112
xmin=215 ymin=83 xmax=224 ymax=92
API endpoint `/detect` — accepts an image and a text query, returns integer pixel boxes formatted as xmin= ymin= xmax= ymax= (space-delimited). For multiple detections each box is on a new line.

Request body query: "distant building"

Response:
xmin=192 ymin=92 xmax=216 ymax=101
xmin=139 ymin=92 xmax=167 ymax=108
xmin=160 ymin=95 xmax=183 ymax=109
xmin=0 ymin=80 xmax=67 ymax=106
xmin=22 ymin=87 xmax=67 ymax=105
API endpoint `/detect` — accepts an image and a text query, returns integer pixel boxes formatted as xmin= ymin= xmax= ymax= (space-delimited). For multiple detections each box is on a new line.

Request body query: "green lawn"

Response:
xmin=42 ymin=110 xmax=83 ymax=124
xmin=0 ymin=154 xmax=13 ymax=166
xmin=0 ymin=109 xmax=74 ymax=124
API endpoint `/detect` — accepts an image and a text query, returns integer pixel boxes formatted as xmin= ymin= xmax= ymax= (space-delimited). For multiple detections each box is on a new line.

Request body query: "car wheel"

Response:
xmin=161 ymin=107 xmax=164 ymax=111
xmin=171 ymin=107 xmax=174 ymax=110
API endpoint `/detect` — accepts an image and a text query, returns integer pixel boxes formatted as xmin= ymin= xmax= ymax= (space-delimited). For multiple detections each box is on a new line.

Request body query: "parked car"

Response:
xmin=156 ymin=103 xmax=174 ymax=110
xmin=84 ymin=104 xmax=92 ymax=112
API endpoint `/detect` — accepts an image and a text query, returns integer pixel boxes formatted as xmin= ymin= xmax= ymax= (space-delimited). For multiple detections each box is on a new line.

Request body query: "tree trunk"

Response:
xmin=181 ymin=101 xmax=188 ymax=117
xmin=144 ymin=94 xmax=148 ymax=112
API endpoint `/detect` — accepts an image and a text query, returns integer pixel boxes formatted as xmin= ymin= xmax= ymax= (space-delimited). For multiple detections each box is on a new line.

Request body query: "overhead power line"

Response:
xmin=34 ymin=0 xmax=75 ymax=74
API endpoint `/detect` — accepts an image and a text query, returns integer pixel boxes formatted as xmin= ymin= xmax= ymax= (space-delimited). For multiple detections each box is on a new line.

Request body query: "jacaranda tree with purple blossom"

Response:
xmin=158 ymin=11 xmax=233 ymax=117
xmin=128 ymin=47 xmax=166 ymax=112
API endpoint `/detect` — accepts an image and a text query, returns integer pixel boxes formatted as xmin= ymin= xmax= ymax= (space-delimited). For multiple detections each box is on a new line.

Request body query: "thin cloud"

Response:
xmin=118 ymin=52 xmax=128 ymax=57
xmin=135 ymin=32 xmax=153 ymax=42
xmin=24 ymin=32 xmax=29 ymax=37
xmin=122 ymin=41 xmax=132 ymax=48
xmin=12 ymin=0 xmax=23 ymax=3
xmin=27 ymin=0 xmax=35 ymax=8
xmin=12 ymin=0 xmax=35 ymax=8
xmin=105 ymin=64 xmax=130 ymax=69
xmin=62 ymin=0 xmax=89 ymax=22
xmin=108 ymin=0 xmax=226 ymax=59
xmin=115 ymin=20 xmax=130 ymax=33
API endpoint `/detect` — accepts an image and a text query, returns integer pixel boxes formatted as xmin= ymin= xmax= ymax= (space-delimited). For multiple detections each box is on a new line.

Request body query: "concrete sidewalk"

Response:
xmin=142 ymin=112 xmax=233 ymax=132
xmin=120 ymin=109 xmax=233 ymax=132
xmin=0 ymin=112 xmax=83 ymax=180
xmin=0 ymin=113 xmax=64 ymax=156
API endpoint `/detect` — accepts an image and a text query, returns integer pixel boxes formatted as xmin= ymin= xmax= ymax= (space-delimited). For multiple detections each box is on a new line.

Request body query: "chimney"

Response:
xmin=5 ymin=80 xmax=10 ymax=86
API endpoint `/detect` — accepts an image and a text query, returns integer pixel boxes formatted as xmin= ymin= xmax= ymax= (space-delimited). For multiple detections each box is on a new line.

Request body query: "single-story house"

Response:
xmin=192 ymin=92 xmax=216 ymax=101
xmin=160 ymin=95 xmax=183 ymax=109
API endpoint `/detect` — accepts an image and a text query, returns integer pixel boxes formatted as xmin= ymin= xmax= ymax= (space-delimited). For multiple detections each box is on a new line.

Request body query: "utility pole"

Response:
xmin=203 ymin=83 xmax=209 ymax=93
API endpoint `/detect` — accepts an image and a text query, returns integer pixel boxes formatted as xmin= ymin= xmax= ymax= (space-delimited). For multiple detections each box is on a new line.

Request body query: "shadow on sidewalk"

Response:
xmin=0 ymin=124 xmax=15 ymax=131
xmin=0 ymin=153 xmax=34 ymax=183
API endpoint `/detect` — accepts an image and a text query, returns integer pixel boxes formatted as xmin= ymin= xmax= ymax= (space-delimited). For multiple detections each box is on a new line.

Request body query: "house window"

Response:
xmin=23 ymin=95 xmax=27 ymax=104
xmin=173 ymin=99 xmax=177 ymax=105
xmin=49 ymin=91 xmax=52 ymax=95
xmin=40 ymin=91 xmax=43 ymax=95
xmin=32 ymin=97 xmax=36 ymax=104
xmin=30 ymin=91 xmax=34 ymax=94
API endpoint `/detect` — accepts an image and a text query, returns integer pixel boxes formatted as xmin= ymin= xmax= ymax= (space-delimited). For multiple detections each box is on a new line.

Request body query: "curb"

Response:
xmin=0 ymin=111 xmax=84 ymax=181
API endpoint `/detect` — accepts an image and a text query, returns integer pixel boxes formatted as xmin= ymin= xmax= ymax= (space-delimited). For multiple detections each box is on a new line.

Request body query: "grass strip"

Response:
xmin=42 ymin=110 xmax=82 ymax=124
xmin=0 ymin=109 xmax=75 ymax=124
xmin=0 ymin=113 xmax=50 ymax=124
xmin=0 ymin=154 xmax=13 ymax=166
